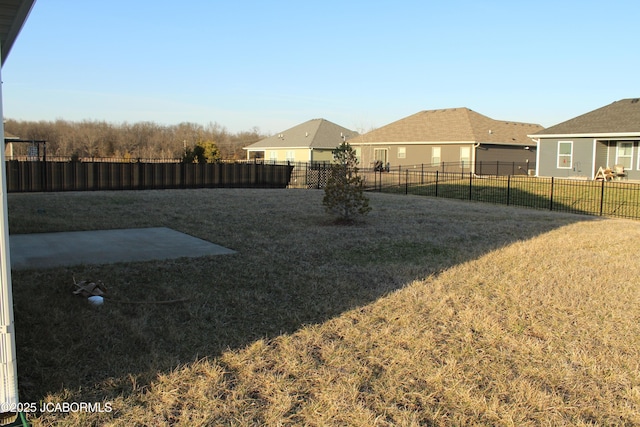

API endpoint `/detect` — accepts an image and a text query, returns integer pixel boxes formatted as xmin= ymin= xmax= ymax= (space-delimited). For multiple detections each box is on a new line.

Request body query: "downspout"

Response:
xmin=472 ymin=143 xmax=480 ymax=175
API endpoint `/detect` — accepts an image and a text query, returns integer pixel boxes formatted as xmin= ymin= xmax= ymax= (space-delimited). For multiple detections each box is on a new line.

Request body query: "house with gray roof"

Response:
xmin=530 ymin=98 xmax=640 ymax=180
xmin=243 ymin=118 xmax=358 ymax=163
xmin=347 ymin=108 xmax=542 ymax=175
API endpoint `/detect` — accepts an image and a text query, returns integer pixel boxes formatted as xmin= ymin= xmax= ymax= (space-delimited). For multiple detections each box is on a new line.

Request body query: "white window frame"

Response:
xmin=460 ymin=146 xmax=471 ymax=168
xmin=431 ymin=147 xmax=441 ymax=166
xmin=557 ymin=141 xmax=573 ymax=169
xmin=616 ymin=142 xmax=633 ymax=169
xmin=286 ymin=150 xmax=295 ymax=162
xmin=269 ymin=150 xmax=278 ymax=162
xmin=397 ymin=147 xmax=406 ymax=159
xmin=374 ymin=148 xmax=388 ymax=164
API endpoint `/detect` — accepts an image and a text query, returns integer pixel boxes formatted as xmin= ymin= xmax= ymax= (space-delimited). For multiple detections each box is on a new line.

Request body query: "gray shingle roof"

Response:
xmin=347 ymin=108 xmax=542 ymax=146
xmin=244 ymin=119 xmax=359 ymax=150
xmin=534 ymin=98 xmax=640 ymax=136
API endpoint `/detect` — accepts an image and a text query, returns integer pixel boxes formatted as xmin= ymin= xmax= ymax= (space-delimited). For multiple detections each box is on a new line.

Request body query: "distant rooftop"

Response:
xmin=534 ymin=98 xmax=640 ymax=136
xmin=348 ymin=108 xmax=542 ymax=145
xmin=244 ymin=118 xmax=358 ymax=150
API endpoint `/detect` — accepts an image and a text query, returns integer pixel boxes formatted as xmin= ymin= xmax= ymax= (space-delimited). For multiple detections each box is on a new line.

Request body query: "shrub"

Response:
xmin=323 ymin=142 xmax=371 ymax=223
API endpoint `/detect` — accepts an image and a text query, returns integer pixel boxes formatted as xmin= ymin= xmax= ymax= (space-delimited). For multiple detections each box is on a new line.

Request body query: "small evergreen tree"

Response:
xmin=323 ymin=142 xmax=371 ymax=223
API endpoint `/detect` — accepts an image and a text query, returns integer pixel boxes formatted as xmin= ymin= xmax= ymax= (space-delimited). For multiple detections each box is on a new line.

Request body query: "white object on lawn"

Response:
xmin=88 ymin=296 xmax=104 ymax=306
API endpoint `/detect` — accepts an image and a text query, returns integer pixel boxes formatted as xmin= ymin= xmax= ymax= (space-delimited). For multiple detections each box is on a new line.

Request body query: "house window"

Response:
xmin=374 ymin=148 xmax=388 ymax=165
xmin=616 ymin=142 xmax=633 ymax=169
xmin=286 ymin=150 xmax=295 ymax=162
xmin=269 ymin=151 xmax=278 ymax=162
xmin=431 ymin=147 xmax=441 ymax=166
xmin=460 ymin=146 xmax=471 ymax=168
xmin=397 ymin=147 xmax=406 ymax=159
xmin=557 ymin=141 xmax=572 ymax=169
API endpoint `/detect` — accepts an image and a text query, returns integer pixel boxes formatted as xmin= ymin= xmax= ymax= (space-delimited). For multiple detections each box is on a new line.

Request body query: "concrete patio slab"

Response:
xmin=9 ymin=227 xmax=236 ymax=270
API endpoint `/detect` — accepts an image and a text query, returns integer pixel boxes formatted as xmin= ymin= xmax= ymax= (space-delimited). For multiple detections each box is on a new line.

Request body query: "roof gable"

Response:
xmin=534 ymin=98 xmax=640 ymax=136
xmin=348 ymin=108 xmax=542 ymax=146
xmin=245 ymin=119 xmax=358 ymax=150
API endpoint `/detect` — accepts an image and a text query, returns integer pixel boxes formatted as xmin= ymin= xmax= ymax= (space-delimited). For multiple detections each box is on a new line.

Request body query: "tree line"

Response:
xmin=3 ymin=119 xmax=265 ymax=161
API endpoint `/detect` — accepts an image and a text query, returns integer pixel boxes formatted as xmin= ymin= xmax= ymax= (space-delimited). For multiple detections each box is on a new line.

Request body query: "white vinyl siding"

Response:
xmin=557 ymin=141 xmax=573 ymax=169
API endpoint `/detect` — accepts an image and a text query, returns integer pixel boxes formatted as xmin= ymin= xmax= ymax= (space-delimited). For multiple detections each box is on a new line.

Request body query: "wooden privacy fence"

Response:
xmin=6 ymin=161 xmax=294 ymax=192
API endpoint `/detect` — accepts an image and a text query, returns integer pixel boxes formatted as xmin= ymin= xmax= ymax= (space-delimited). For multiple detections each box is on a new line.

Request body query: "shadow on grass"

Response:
xmin=8 ymin=188 xmax=592 ymax=404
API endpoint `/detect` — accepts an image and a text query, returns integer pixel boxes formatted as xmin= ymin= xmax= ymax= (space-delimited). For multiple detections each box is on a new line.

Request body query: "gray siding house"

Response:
xmin=530 ymin=98 xmax=640 ymax=180
xmin=243 ymin=119 xmax=358 ymax=163
xmin=347 ymin=108 xmax=542 ymax=175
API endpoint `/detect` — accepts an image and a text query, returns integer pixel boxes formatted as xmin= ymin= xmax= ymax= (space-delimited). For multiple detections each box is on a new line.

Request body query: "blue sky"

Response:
xmin=2 ymin=1 xmax=638 ymax=134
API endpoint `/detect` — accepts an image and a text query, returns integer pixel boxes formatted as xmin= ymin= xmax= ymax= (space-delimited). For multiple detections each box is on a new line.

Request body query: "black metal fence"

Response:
xmin=365 ymin=161 xmax=535 ymax=176
xmin=367 ymin=169 xmax=640 ymax=220
xmin=7 ymin=159 xmax=640 ymax=220
xmin=6 ymin=160 xmax=293 ymax=192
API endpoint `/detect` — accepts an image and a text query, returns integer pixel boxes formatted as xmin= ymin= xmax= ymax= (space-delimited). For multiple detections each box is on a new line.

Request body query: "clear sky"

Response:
xmin=2 ymin=0 xmax=638 ymax=135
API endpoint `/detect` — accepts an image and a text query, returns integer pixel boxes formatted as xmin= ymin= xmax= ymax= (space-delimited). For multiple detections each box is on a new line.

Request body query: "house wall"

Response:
xmin=310 ymin=149 xmax=334 ymax=163
xmin=602 ymin=140 xmax=640 ymax=180
xmin=475 ymin=144 xmax=536 ymax=175
xmin=264 ymin=148 xmax=311 ymax=163
xmin=538 ymin=138 xmax=640 ymax=180
xmin=537 ymin=137 xmax=593 ymax=178
xmin=353 ymin=143 xmax=474 ymax=169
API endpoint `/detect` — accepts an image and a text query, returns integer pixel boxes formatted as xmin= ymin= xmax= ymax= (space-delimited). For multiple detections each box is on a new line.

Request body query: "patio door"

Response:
xmin=374 ymin=148 xmax=388 ymax=165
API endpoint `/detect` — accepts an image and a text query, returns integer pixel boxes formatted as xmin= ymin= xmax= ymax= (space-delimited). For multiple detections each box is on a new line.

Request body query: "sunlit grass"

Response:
xmin=7 ymin=189 xmax=640 ymax=426
xmin=365 ymin=171 xmax=640 ymax=219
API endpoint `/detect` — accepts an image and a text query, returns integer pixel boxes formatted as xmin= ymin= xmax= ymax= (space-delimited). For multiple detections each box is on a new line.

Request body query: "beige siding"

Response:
xmin=265 ymin=148 xmax=311 ymax=163
xmin=353 ymin=143 xmax=475 ymax=169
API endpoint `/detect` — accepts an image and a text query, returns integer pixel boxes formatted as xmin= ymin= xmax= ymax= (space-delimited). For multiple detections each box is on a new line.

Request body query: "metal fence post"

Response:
xmin=549 ymin=177 xmax=554 ymax=211
xmin=600 ymin=179 xmax=605 ymax=216
xmin=507 ymin=175 xmax=511 ymax=206
xmin=435 ymin=170 xmax=439 ymax=197
xmin=468 ymin=171 xmax=473 ymax=200
xmin=405 ymin=169 xmax=409 ymax=195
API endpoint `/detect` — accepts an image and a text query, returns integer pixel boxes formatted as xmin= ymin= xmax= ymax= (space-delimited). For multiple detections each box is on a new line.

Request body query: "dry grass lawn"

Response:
xmin=6 ymin=189 xmax=640 ymax=426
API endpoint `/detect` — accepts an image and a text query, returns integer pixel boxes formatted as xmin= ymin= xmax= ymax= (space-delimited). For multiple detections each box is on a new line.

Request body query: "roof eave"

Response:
xmin=529 ymin=132 xmax=640 ymax=139
xmin=244 ymin=146 xmax=311 ymax=151
xmin=2 ymin=0 xmax=37 ymax=65
xmin=349 ymin=140 xmax=477 ymax=146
